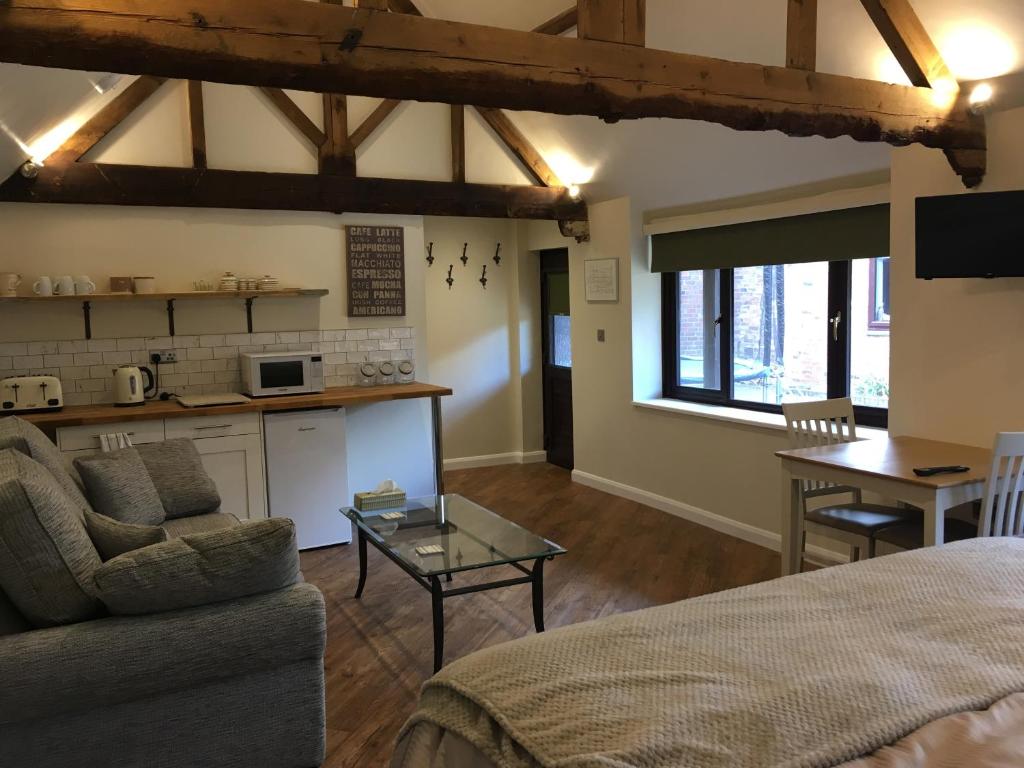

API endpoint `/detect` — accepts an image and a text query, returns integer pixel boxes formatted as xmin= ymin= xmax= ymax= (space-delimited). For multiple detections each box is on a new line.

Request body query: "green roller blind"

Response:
xmin=650 ymin=204 xmax=889 ymax=273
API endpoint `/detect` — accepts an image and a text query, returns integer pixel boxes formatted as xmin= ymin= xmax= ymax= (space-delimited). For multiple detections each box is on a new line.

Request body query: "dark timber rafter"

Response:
xmin=0 ymin=0 xmax=984 ymax=176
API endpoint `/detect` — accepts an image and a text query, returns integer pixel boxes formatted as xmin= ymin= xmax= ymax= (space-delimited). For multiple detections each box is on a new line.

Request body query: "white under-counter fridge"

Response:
xmin=263 ymin=408 xmax=351 ymax=550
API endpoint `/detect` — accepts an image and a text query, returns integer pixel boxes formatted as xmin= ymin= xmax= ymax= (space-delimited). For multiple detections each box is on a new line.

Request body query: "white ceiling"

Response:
xmin=1 ymin=0 xmax=1021 ymax=212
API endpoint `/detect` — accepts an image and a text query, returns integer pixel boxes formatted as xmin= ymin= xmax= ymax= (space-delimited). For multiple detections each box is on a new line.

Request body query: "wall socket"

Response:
xmin=150 ymin=350 xmax=178 ymax=364
xmin=597 ymin=329 xmax=606 ymax=342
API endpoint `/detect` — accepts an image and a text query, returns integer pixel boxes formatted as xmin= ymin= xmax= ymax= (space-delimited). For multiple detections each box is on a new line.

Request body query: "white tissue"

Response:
xmin=374 ymin=479 xmax=403 ymax=493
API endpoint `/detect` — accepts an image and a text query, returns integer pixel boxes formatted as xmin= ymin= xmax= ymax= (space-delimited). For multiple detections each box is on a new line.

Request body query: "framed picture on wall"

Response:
xmin=346 ymin=225 xmax=406 ymax=317
xmin=584 ymin=258 xmax=618 ymax=303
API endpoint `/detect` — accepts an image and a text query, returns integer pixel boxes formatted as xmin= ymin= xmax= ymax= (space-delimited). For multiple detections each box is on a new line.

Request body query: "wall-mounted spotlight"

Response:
xmin=19 ymin=161 xmax=39 ymax=179
xmin=969 ymin=82 xmax=994 ymax=114
xmin=567 ymin=184 xmax=581 ymax=199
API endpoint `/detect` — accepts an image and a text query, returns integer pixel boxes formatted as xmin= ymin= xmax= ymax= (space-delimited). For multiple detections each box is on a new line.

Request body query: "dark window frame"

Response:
xmin=867 ymin=256 xmax=891 ymax=331
xmin=661 ymin=261 xmax=888 ymax=428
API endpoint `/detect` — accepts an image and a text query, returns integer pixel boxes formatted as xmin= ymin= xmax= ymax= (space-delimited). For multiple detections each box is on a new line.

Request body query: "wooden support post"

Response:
xmin=535 ymin=8 xmax=579 ymax=36
xmin=474 ymin=108 xmax=561 ymax=188
xmin=357 ymin=0 xmax=390 ymax=8
xmin=320 ymin=94 xmax=356 ymax=176
xmin=450 ymin=105 xmax=465 ymax=183
xmin=786 ymin=0 xmax=817 ymax=71
xmin=186 ymin=81 xmax=207 ymax=169
xmin=577 ymin=0 xmax=645 ymax=46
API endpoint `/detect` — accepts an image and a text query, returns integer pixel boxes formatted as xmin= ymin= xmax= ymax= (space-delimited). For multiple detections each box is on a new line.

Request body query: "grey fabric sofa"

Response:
xmin=0 ymin=416 xmax=327 ymax=768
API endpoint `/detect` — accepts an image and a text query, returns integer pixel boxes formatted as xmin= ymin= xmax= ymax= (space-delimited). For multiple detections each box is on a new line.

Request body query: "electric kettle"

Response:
xmin=112 ymin=366 xmax=155 ymax=407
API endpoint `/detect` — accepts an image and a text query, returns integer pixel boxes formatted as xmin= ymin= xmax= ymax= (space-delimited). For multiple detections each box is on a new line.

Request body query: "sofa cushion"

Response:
xmin=94 ymin=518 xmax=300 ymax=615
xmin=74 ymin=449 xmax=166 ymax=526
xmin=0 ymin=588 xmax=29 ymax=636
xmin=0 ymin=449 xmax=102 ymax=627
xmin=0 ymin=416 xmax=91 ymax=518
xmin=161 ymin=512 xmax=240 ymax=539
xmin=135 ymin=439 xmax=220 ymax=520
xmin=84 ymin=509 xmax=168 ymax=561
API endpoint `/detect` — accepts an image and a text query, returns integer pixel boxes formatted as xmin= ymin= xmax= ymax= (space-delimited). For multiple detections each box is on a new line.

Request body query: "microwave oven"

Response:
xmin=240 ymin=352 xmax=325 ymax=397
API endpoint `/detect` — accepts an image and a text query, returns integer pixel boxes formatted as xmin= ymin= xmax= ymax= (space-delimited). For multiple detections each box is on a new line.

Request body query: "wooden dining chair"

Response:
xmin=783 ymin=398 xmax=919 ymax=568
xmin=876 ymin=432 xmax=1024 ymax=551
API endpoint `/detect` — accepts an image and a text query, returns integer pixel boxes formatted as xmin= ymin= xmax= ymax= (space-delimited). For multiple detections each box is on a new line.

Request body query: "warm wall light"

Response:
xmin=939 ymin=24 xmax=1017 ymax=81
xmin=567 ymin=184 xmax=581 ymax=199
xmin=969 ymin=82 xmax=995 ymax=113
xmin=546 ymin=150 xmax=596 ymax=188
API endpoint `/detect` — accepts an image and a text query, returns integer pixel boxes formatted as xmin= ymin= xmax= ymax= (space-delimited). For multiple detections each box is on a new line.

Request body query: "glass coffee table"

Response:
xmin=342 ymin=494 xmax=566 ymax=672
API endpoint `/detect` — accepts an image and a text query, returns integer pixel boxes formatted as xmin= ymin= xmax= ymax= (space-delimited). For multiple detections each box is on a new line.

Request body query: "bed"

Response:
xmin=392 ymin=538 xmax=1024 ymax=768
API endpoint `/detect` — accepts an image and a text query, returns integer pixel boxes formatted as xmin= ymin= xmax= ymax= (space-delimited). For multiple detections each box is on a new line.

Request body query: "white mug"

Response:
xmin=32 ymin=276 xmax=53 ymax=296
xmin=74 ymin=275 xmax=96 ymax=295
xmin=53 ymin=275 xmax=75 ymax=295
xmin=133 ymin=276 xmax=156 ymax=294
xmin=0 ymin=273 xmax=21 ymax=297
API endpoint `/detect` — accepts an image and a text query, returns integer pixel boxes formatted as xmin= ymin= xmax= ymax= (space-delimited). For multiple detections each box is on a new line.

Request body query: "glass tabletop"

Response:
xmin=342 ymin=494 xmax=566 ymax=577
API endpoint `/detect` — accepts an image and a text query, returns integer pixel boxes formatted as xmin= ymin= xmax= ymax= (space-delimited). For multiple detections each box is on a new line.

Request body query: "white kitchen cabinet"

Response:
xmin=192 ymin=432 xmax=267 ymax=521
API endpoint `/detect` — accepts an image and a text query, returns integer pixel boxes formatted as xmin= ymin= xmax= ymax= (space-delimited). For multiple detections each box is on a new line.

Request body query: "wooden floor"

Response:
xmin=300 ymin=463 xmax=781 ymax=767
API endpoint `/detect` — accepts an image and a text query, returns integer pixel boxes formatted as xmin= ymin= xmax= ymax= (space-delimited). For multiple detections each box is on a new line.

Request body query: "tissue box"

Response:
xmin=354 ymin=490 xmax=407 ymax=512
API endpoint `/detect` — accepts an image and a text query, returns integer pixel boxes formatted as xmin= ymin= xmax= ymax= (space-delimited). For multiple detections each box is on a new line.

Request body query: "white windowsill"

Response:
xmin=633 ymin=398 xmax=888 ymax=439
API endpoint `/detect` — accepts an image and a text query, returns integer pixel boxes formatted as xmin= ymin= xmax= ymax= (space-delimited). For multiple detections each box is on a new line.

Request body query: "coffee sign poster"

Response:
xmin=346 ymin=225 xmax=406 ymax=317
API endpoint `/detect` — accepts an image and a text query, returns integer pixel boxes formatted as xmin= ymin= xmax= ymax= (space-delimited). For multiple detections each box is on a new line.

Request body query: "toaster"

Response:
xmin=1 ymin=376 xmax=64 ymax=413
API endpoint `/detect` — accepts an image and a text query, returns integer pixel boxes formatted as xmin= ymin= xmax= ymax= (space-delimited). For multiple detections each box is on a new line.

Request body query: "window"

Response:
xmin=662 ymin=259 xmax=889 ymax=427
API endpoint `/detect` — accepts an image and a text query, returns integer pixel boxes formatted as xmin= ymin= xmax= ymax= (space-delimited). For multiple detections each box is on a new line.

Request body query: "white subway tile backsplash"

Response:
xmin=2 ymin=327 xmax=414 ymax=400
xmin=13 ymin=355 xmax=43 ymax=369
xmin=27 ymin=341 xmax=60 ymax=355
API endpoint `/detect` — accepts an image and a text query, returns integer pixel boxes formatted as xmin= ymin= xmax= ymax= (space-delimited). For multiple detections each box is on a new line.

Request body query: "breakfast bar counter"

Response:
xmin=19 ymin=383 xmax=452 ymax=428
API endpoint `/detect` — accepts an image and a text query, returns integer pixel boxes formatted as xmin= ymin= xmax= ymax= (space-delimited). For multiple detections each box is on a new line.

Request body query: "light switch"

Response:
xmin=597 ymin=329 xmax=605 ymax=342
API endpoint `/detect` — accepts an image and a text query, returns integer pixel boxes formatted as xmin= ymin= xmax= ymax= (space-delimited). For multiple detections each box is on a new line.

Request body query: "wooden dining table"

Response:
xmin=777 ymin=436 xmax=993 ymax=576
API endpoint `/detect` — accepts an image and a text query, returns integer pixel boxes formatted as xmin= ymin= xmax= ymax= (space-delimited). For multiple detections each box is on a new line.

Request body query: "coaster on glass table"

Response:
xmin=379 ymin=511 xmax=405 ymax=521
xmin=415 ymin=544 xmax=445 ymax=556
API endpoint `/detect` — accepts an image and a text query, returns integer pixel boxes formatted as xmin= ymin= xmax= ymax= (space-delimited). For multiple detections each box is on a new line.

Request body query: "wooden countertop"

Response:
xmin=776 ymin=436 xmax=993 ymax=489
xmin=20 ymin=383 xmax=453 ymax=429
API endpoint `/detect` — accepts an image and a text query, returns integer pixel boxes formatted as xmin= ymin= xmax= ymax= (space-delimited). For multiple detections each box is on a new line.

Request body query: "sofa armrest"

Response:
xmin=0 ymin=582 xmax=325 ymax=726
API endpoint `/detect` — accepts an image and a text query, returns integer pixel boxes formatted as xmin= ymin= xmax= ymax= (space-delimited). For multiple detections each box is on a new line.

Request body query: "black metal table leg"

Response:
xmin=354 ymin=530 xmax=368 ymax=598
xmin=531 ymin=557 xmax=546 ymax=633
xmin=431 ymin=576 xmax=445 ymax=672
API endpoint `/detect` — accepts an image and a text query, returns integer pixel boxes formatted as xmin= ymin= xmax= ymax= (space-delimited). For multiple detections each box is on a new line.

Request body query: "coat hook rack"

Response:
xmin=446 ymin=264 xmax=455 ymax=290
xmin=493 ymin=242 xmax=502 ymax=266
xmin=426 ymin=242 xmax=435 ymax=267
xmin=480 ymin=264 xmax=488 ymax=289
xmin=460 ymin=242 xmax=469 ymax=267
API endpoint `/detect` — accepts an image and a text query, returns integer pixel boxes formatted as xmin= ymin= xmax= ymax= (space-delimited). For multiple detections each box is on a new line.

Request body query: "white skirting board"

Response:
xmin=444 ymin=451 xmax=548 ymax=471
xmin=571 ymin=469 xmax=847 ymax=567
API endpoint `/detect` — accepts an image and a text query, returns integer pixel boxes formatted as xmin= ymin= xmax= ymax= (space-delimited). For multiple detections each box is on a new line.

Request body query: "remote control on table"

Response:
xmin=913 ymin=465 xmax=970 ymax=477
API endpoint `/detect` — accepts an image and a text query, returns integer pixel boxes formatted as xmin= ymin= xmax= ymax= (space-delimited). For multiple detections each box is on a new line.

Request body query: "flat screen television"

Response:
xmin=916 ymin=190 xmax=1024 ymax=278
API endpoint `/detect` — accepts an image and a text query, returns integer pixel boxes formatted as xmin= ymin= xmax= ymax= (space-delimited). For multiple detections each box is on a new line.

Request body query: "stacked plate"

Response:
xmin=258 ymin=275 xmax=280 ymax=291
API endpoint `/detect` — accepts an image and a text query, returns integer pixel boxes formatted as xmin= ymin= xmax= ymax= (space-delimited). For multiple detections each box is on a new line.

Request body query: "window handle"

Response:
xmin=829 ymin=311 xmax=842 ymax=342
xmin=713 ymin=315 xmax=723 ymax=326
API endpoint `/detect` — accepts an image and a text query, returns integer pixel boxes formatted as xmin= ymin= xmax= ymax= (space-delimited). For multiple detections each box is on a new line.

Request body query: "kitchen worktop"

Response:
xmin=19 ymin=383 xmax=453 ymax=429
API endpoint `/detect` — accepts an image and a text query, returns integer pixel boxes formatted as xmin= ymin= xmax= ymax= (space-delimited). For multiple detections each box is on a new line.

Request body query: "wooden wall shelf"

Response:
xmin=0 ymin=289 xmax=329 ymax=338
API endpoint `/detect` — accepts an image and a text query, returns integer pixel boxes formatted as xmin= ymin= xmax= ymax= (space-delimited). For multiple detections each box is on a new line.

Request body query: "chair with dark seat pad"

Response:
xmin=783 ymin=399 xmax=919 ymax=568
xmin=877 ymin=432 xmax=1024 ymax=553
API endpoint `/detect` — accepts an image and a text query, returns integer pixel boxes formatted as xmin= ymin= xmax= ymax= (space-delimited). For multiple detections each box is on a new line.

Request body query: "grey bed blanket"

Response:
xmin=394 ymin=539 xmax=1024 ymax=768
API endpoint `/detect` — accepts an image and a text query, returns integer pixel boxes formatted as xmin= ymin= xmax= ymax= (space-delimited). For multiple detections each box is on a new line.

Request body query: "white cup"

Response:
xmin=0 ymin=273 xmax=21 ymax=297
xmin=33 ymin=276 xmax=53 ymax=296
xmin=133 ymin=276 xmax=156 ymax=294
xmin=74 ymin=275 xmax=96 ymax=295
xmin=53 ymin=275 xmax=75 ymax=295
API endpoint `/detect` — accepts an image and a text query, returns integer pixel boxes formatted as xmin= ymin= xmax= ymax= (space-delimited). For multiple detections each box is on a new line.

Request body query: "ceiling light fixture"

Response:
xmin=969 ymin=82 xmax=995 ymax=114
xmin=567 ymin=184 xmax=581 ymax=199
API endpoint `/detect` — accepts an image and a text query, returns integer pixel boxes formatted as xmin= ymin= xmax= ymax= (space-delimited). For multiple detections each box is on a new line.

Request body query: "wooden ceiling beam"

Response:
xmin=186 ymin=81 xmax=207 ymax=169
xmin=43 ymin=75 xmax=166 ymax=169
xmin=0 ymin=0 xmax=982 ymax=159
xmin=474 ymin=108 xmax=561 ymax=188
xmin=259 ymin=87 xmax=326 ymax=147
xmin=535 ymin=8 xmax=579 ymax=37
xmin=577 ymin=0 xmax=645 ymax=46
xmin=349 ymin=99 xmax=402 ymax=150
xmin=859 ymin=0 xmax=984 ymax=186
xmin=0 ymin=164 xmax=588 ymax=221
xmin=786 ymin=0 xmax=817 ymax=71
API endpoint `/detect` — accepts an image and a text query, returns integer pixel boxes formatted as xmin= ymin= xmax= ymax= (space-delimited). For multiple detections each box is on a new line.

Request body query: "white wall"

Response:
xmin=889 ymin=107 xmax=1024 ymax=447
xmin=422 ymin=216 xmax=544 ymax=464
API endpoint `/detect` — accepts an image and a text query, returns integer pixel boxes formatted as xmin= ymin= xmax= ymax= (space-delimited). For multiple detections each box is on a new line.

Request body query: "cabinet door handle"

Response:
xmin=298 ymin=426 xmax=317 ymax=432
xmin=194 ymin=424 xmax=232 ymax=431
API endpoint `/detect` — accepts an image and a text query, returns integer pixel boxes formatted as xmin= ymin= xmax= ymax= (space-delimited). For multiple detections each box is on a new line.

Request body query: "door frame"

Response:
xmin=540 ymin=248 xmax=573 ymax=469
